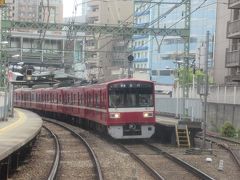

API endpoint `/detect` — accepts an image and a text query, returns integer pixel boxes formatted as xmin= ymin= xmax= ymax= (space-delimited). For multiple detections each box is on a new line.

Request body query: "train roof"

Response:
xmin=15 ymin=88 xmax=32 ymax=92
xmin=14 ymin=79 xmax=154 ymax=92
xmin=105 ymin=78 xmax=154 ymax=85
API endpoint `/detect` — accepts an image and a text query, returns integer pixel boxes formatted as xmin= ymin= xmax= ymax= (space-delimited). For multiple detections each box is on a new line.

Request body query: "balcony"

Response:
xmin=225 ymin=75 xmax=240 ymax=83
xmin=225 ymin=48 xmax=240 ymax=67
xmin=227 ymin=19 xmax=240 ymax=38
xmin=133 ymin=46 xmax=148 ymax=51
xmin=135 ymin=10 xmax=150 ymax=17
xmin=229 ymin=0 xmax=240 ymax=9
xmin=132 ymin=35 xmax=148 ymax=40
xmin=135 ymin=22 xmax=149 ymax=28
xmin=134 ymin=57 xmax=148 ymax=62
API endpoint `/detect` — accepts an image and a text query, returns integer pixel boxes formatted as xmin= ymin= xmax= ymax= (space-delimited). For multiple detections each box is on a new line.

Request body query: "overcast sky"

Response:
xmin=63 ymin=0 xmax=82 ymax=17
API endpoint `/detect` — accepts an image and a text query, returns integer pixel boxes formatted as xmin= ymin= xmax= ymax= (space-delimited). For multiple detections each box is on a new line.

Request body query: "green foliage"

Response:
xmin=177 ymin=68 xmax=206 ymax=87
xmin=237 ymin=129 xmax=240 ymax=139
xmin=221 ymin=122 xmax=236 ymax=137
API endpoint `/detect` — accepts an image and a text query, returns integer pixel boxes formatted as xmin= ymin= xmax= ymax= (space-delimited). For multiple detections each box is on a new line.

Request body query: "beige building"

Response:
xmin=83 ymin=0 xmax=133 ymax=81
xmin=213 ymin=1 xmax=230 ymax=84
xmin=214 ymin=0 xmax=240 ymax=84
xmin=225 ymin=0 xmax=240 ymax=84
xmin=7 ymin=0 xmax=63 ymax=23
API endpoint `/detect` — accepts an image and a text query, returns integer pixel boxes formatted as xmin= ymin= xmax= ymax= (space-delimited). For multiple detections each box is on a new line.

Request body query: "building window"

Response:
xmin=160 ymin=70 xmax=171 ymax=76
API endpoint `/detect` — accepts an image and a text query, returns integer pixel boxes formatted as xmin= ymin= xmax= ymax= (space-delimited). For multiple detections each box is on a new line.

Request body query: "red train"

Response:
xmin=14 ymin=79 xmax=156 ymax=139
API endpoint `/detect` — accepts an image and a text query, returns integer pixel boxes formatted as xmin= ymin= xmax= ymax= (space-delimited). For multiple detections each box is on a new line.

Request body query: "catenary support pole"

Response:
xmin=202 ymin=31 xmax=209 ymax=149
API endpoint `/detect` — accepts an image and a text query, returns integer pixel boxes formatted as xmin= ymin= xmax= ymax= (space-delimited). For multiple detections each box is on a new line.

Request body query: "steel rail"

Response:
xmin=144 ymin=143 xmax=215 ymax=180
xmin=206 ymin=133 xmax=240 ymax=145
xmin=198 ymin=134 xmax=240 ymax=171
xmin=118 ymin=143 xmax=165 ymax=180
xmin=42 ymin=125 xmax=60 ymax=180
xmin=43 ymin=118 xmax=103 ymax=180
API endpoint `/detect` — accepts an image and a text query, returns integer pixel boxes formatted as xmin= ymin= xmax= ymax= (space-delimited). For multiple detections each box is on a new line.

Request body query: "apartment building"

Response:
xmin=223 ymin=0 xmax=240 ymax=84
xmin=133 ymin=0 xmax=216 ymax=85
xmin=4 ymin=0 xmax=85 ymax=74
xmin=7 ymin=0 xmax=63 ymax=23
xmin=83 ymin=0 xmax=133 ymax=81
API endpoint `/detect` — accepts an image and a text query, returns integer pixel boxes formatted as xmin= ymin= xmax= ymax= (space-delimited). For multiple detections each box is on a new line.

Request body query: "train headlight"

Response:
xmin=110 ymin=113 xmax=120 ymax=119
xmin=143 ymin=112 xmax=153 ymax=118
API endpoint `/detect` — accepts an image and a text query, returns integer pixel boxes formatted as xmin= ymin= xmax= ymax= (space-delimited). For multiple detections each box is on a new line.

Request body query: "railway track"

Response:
xmin=43 ymin=118 xmax=103 ymax=180
xmin=204 ymin=133 xmax=240 ymax=170
xmin=42 ymin=126 xmax=60 ymax=180
xmin=118 ymin=143 xmax=165 ymax=180
xmin=119 ymin=141 xmax=214 ymax=180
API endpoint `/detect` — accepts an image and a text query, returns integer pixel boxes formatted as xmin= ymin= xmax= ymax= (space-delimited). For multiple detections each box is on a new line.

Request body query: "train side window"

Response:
xmin=67 ymin=94 xmax=69 ymax=104
xmin=100 ymin=90 xmax=102 ymax=108
xmin=77 ymin=92 xmax=80 ymax=105
xmin=74 ymin=94 xmax=76 ymax=105
xmin=103 ymin=93 xmax=104 ymax=104
xmin=80 ymin=93 xmax=82 ymax=105
xmin=95 ymin=92 xmax=97 ymax=107
xmin=84 ymin=93 xmax=85 ymax=105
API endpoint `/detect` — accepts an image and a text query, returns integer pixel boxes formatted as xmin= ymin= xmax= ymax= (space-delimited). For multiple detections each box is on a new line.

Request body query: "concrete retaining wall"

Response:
xmin=207 ymin=103 xmax=240 ymax=131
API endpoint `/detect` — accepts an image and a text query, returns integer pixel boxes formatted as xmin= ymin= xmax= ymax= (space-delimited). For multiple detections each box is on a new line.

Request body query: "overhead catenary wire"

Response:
xmin=132 ymin=0 xmax=209 ymax=53
xmin=96 ymin=0 xmax=187 ymax=52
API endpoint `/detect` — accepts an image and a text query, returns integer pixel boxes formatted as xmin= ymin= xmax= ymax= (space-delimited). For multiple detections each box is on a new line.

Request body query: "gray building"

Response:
xmin=82 ymin=0 xmax=133 ymax=81
xmin=225 ymin=0 xmax=240 ymax=84
xmin=7 ymin=0 xmax=63 ymax=23
xmin=214 ymin=0 xmax=240 ymax=85
xmin=4 ymin=0 xmax=85 ymax=76
xmin=213 ymin=0 xmax=230 ymax=84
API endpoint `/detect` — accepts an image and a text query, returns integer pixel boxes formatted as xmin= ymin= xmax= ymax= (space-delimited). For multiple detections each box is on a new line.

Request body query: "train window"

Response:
xmin=100 ymin=90 xmax=102 ymax=107
xmin=74 ymin=94 xmax=76 ymax=105
xmin=62 ymin=94 xmax=65 ymax=104
xmin=88 ymin=93 xmax=91 ymax=106
xmin=68 ymin=94 xmax=70 ymax=105
xmin=80 ymin=94 xmax=83 ymax=105
xmin=96 ymin=94 xmax=99 ymax=107
xmin=108 ymin=82 xmax=154 ymax=108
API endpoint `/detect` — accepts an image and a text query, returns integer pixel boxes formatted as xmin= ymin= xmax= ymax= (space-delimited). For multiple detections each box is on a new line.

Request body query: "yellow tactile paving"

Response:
xmin=0 ymin=109 xmax=26 ymax=134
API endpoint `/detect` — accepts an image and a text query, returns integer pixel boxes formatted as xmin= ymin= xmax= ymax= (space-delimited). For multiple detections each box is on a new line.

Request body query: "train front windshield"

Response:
xmin=109 ymin=82 xmax=154 ymax=108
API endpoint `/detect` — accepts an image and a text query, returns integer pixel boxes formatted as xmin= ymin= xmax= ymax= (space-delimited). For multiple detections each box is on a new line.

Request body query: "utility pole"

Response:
xmin=202 ymin=31 xmax=209 ymax=149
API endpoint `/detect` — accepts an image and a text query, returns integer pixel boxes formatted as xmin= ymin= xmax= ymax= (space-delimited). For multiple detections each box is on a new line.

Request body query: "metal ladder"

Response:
xmin=175 ymin=124 xmax=190 ymax=148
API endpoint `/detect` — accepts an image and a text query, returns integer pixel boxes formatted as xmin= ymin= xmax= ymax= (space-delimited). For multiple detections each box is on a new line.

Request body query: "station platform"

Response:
xmin=0 ymin=108 xmax=42 ymax=161
xmin=156 ymin=116 xmax=178 ymax=126
xmin=154 ymin=115 xmax=202 ymax=144
xmin=156 ymin=115 xmax=201 ymax=129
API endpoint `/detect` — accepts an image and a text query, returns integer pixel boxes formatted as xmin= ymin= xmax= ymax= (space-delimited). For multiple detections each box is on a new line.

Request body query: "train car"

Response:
xmin=14 ymin=78 xmax=156 ymax=139
xmin=104 ymin=79 xmax=155 ymax=139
